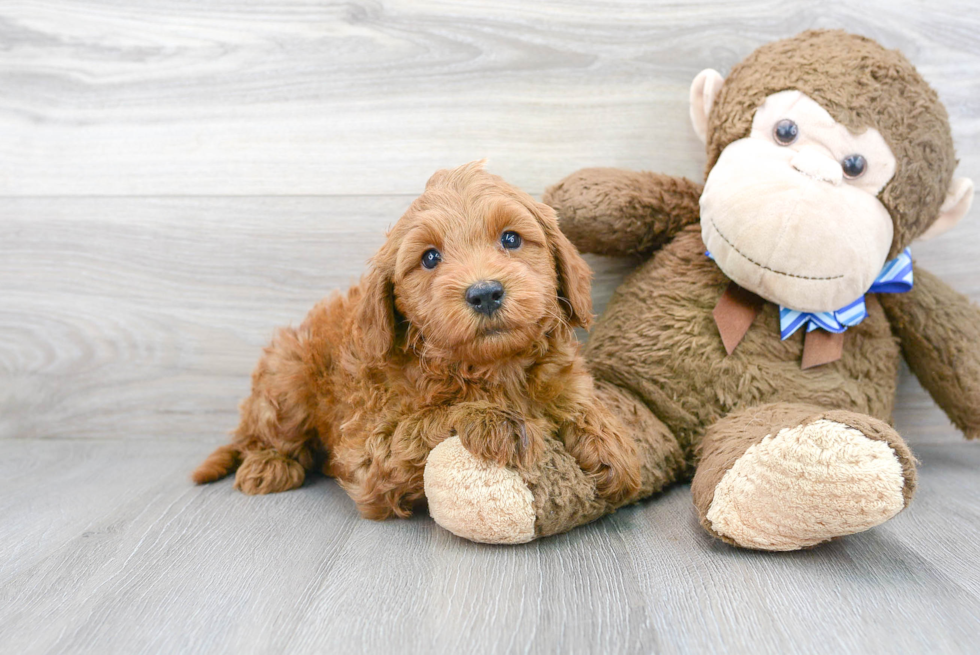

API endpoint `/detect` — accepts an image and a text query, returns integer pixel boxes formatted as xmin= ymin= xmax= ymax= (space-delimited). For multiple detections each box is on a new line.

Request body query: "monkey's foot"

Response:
xmin=695 ymin=413 xmax=915 ymax=551
xmin=424 ymin=436 xmax=536 ymax=544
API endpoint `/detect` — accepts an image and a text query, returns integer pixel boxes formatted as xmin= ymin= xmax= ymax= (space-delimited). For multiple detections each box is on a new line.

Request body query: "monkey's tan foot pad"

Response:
xmin=704 ymin=419 xmax=910 ymax=551
xmin=424 ymin=436 xmax=536 ymax=544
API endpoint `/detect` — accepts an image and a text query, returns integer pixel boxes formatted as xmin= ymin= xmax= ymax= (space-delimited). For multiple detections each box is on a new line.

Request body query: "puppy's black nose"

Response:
xmin=465 ymin=280 xmax=505 ymax=316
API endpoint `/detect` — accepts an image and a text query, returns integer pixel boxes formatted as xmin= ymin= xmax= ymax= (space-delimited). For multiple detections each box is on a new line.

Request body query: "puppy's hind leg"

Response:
xmin=191 ymin=443 xmax=242 ymax=484
xmin=192 ymin=325 xmax=319 ymax=495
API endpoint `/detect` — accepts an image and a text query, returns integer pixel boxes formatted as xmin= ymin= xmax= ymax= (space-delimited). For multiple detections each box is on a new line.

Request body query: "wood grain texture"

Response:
xmin=0 ymin=439 xmax=978 ymax=655
xmin=1 ymin=1 xmax=979 ymax=195
xmin=3 ymin=1 xmax=980 ymax=653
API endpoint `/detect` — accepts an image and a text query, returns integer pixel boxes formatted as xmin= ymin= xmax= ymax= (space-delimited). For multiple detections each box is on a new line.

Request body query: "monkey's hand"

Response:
xmin=450 ymin=401 xmax=547 ymax=472
xmin=543 ymin=168 xmax=703 ymax=258
xmin=880 ymin=264 xmax=980 ymax=439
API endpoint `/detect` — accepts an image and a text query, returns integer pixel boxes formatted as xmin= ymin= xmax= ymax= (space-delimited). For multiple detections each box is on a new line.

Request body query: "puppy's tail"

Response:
xmin=191 ymin=443 xmax=242 ymax=484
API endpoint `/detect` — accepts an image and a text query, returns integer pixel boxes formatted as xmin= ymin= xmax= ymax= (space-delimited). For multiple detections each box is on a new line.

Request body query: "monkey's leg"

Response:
xmin=422 ymin=381 xmax=685 ymax=544
xmin=691 ymin=402 xmax=917 ymax=551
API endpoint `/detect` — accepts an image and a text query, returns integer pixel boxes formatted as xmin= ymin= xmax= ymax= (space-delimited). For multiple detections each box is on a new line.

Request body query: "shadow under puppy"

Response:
xmin=193 ymin=161 xmax=642 ymax=521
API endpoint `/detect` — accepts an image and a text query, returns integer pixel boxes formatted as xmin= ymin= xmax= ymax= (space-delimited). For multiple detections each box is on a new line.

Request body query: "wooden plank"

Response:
xmin=0 ymin=439 xmax=977 ymax=654
xmin=0 ymin=439 xmax=204 ymax=584
xmin=0 ymin=196 xmax=402 ymax=441
xmin=1 ymin=196 xmax=977 ymax=444
xmin=1 ymin=1 xmax=979 ymax=196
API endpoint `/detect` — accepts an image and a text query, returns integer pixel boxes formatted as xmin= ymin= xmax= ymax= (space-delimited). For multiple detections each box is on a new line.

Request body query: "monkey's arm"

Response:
xmin=879 ymin=264 xmax=980 ymax=439
xmin=543 ymin=168 xmax=703 ymax=258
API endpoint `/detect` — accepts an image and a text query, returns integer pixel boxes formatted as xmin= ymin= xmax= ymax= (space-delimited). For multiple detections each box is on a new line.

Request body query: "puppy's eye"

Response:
xmin=421 ymin=248 xmax=442 ymax=269
xmin=773 ymin=119 xmax=799 ymax=145
xmin=841 ymin=154 xmax=867 ymax=179
xmin=500 ymin=231 xmax=522 ymax=250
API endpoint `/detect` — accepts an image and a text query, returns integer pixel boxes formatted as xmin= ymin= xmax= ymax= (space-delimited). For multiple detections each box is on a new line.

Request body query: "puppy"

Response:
xmin=192 ymin=162 xmax=642 ymax=519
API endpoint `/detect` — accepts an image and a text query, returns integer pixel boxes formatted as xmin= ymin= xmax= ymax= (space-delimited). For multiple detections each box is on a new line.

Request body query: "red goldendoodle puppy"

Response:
xmin=192 ymin=162 xmax=641 ymax=519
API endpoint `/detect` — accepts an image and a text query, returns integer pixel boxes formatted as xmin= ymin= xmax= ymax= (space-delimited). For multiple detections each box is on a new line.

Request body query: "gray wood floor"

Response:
xmin=2 ymin=2 xmax=979 ymax=653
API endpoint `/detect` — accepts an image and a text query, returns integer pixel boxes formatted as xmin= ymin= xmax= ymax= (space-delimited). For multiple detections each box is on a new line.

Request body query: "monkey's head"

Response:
xmin=692 ymin=30 xmax=973 ymax=313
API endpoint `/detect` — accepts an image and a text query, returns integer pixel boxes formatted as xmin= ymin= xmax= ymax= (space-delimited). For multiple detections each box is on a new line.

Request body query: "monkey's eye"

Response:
xmin=501 ymin=231 xmax=522 ymax=250
xmin=421 ymin=248 xmax=442 ymax=269
xmin=841 ymin=154 xmax=867 ymax=179
xmin=773 ymin=119 xmax=799 ymax=145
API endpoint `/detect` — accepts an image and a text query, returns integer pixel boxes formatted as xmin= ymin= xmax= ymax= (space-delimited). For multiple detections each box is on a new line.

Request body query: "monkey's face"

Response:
xmin=700 ymin=91 xmax=898 ymax=313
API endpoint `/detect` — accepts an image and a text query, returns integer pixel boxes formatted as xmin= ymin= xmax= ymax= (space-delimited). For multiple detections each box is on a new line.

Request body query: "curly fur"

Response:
xmin=192 ymin=162 xmax=642 ymax=518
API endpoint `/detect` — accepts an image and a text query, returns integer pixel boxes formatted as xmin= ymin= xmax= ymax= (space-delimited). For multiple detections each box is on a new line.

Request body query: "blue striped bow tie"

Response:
xmin=707 ymin=249 xmax=914 ymax=339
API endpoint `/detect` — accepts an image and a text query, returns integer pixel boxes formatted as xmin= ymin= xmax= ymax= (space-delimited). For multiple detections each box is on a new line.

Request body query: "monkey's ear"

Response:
xmin=689 ymin=69 xmax=725 ymax=144
xmin=920 ymin=177 xmax=974 ymax=240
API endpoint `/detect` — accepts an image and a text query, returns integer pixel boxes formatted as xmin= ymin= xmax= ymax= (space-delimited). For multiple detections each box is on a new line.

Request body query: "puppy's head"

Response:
xmin=357 ymin=161 xmax=592 ymax=365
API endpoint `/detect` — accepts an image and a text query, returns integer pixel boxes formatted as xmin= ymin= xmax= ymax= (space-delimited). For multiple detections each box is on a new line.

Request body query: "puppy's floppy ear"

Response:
xmin=355 ymin=245 xmax=398 ymax=362
xmin=532 ymin=200 xmax=594 ymax=329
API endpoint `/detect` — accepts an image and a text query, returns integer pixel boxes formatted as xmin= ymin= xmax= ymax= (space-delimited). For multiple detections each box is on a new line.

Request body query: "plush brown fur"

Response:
xmin=516 ymin=30 xmax=979 ymax=548
xmin=880 ymin=266 xmax=980 ymax=439
xmin=192 ymin=162 xmax=642 ymax=518
xmin=530 ymin=380 xmax=687 ymax=537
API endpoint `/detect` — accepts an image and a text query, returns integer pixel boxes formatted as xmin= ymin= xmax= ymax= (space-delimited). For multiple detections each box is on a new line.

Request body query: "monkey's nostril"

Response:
xmin=465 ymin=280 xmax=505 ymax=317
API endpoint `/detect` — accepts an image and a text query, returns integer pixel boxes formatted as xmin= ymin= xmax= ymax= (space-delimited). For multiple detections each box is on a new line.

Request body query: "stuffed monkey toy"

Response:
xmin=422 ymin=30 xmax=980 ymax=550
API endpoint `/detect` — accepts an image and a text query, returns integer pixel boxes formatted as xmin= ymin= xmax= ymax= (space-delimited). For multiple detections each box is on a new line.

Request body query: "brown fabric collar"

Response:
xmin=713 ymin=281 xmax=843 ymax=369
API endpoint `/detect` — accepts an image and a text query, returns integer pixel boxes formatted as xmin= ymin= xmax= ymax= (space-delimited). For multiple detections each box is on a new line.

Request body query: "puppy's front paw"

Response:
xmin=564 ymin=413 xmax=643 ymax=505
xmin=590 ymin=453 xmax=642 ymax=506
xmin=453 ymin=403 xmax=545 ymax=471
